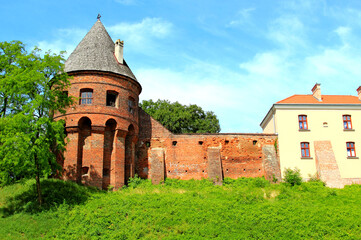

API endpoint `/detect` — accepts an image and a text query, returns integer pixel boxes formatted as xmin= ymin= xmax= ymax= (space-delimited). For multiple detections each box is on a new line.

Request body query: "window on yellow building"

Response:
xmin=301 ymin=142 xmax=310 ymax=157
xmin=343 ymin=115 xmax=352 ymax=129
xmin=298 ymin=115 xmax=308 ymax=129
xmin=347 ymin=142 xmax=356 ymax=157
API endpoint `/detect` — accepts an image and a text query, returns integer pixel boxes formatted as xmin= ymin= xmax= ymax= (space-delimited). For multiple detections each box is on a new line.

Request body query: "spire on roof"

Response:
xmin=64 ymin=19 xmax=136 ymax=81
xmin=97 ymin=14 xmax=101 ymax=20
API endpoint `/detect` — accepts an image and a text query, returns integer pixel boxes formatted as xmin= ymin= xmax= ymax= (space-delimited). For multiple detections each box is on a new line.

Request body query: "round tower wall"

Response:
xmin=56 ymin=71 xmax=141 ymax=134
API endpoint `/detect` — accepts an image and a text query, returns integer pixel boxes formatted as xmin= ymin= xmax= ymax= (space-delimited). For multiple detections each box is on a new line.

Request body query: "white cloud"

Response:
xmin=33 ymin=18 xmax=173 ymax=58
xmin=335 ymin=26 xmax=350 ymax=37
xmin=328 ymin=8 xmax=361 ymax=28
xmin=107 ymin=18 xmax=173 ymax=52
xmin=239 ymin=52 xmax=286 ymax=77
xmin=34 ymin=28 xmax=86 ymax=58
xmin=136 ymin=57 xmax=292 ymax=133
xmin=268 ymin=15 xmax=307 ymax=50
xmin=228 ymin=8 xmax=255 ymax=27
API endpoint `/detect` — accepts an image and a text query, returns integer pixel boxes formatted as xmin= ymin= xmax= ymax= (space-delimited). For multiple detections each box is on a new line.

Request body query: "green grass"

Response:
xmin=1 ymin=177 xmax=361 ymax=239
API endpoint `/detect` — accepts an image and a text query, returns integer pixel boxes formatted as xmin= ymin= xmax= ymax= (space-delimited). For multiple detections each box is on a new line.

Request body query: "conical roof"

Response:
xmin=65 ymin=20 xmax=137 ymax=81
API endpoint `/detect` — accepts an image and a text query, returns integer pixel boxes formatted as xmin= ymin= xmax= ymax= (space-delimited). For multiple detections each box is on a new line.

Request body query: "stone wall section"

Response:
xmin=149 ymin=148 xmax=165 ymax=184
xmin=207 ymin=147 xmax=223 ymax=185
xmin=262 ymin=145 xmax=281 ymax=182
xmin=137 ymin=111 xmax=280 ymax=181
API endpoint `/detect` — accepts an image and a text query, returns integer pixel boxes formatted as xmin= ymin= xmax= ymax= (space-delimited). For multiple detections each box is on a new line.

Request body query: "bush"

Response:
xmin=308 ymin=172 xmax=326 ymax=186
xmin=253 ymin=177 xmax=269 ymax=188
xmin=283 ymin=168 xmax=302 ymax=186
xmin=0 ymin=179 xmax=97 ymax=216
xmin=126 ymin=174 xmax=143 ymax=188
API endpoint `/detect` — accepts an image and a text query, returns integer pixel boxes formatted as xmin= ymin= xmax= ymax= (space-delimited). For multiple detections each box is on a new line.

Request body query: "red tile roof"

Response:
xmin=277 ymin=95 xmax=361 ymax=104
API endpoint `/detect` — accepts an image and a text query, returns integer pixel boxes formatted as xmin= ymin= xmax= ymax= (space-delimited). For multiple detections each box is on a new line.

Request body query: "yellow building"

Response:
xmin=261 ymin=83 xmax=361 ymax=188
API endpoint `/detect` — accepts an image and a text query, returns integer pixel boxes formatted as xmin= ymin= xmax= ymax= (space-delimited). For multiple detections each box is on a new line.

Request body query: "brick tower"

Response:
xmin=55 ymin=19 xmax=142 ymax=189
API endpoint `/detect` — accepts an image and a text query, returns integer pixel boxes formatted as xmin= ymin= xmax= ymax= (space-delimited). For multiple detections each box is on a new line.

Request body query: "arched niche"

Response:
xmin=77 ymin=117 xmax=92 ymax=183
xmin=102 ymin=119 xmax=117 ymax=189
xmin=125 ymin=124 xmax=136 ymax=183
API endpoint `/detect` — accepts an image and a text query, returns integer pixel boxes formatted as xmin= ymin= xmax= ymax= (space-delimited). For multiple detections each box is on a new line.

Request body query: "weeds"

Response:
xmin=283 ymin=168 xmax=302 ymax=186
xmin=1 ymin=178 xmax=361 ymax=239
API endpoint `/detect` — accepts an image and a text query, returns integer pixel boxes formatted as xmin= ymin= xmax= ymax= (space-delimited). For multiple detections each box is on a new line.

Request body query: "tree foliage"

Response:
xmin=140 ymin=99 xmax=221 ymax=134
xmin=0 ymin=41 xmax=72 ymax=204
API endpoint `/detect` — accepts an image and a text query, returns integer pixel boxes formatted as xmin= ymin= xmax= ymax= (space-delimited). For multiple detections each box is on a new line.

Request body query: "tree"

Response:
xmin=140 ymin=99 xmax=221 ymax=134
xmin=0 ymin=41 xmax=72 ymax=206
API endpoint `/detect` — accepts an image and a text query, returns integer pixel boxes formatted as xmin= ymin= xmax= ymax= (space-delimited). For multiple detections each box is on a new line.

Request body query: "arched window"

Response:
xmin=301 ymin=142 xmax=310 ymax=157
xmin=80 ymin=89 xmax=93 ymax=105
xmin=347 ymin=142 xmax=356 ymax=157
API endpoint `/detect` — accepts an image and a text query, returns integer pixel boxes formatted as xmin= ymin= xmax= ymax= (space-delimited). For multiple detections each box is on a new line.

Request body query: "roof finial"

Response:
xmin=97 ymin=14 xmax=101 ymax=20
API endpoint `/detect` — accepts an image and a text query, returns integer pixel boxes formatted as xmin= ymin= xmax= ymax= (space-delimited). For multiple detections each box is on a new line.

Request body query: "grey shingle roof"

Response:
xmin=65 ymin=20 xmax=137 ymax=81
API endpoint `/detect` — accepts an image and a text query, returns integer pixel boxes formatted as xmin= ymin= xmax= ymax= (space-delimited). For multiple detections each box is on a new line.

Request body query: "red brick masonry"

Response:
xmin=137 ymin=109 xmax=281 ymax=185
xmin=56 ymin=71 xmax=281 ymax=189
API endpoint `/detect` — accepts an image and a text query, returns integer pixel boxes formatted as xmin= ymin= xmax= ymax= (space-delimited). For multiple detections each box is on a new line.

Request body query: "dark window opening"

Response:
xmin=198 ymin=141 xmax=203 ymax=145
xmin=225 ymin=140 xmax=229 ymax=144
xmin=82 ymin=166 xmax=89 ymax=176
xmin=103 ymin=168 xmax=110 ymax=177
xmin=80 ymin=89 xmax=93 ymax=105
xmin=243 ymin=169 xmax=246 ymax=172
xmin=106 ymin=91 xmax=118 ymax=107
xmin=253 ymin=140 xmax=257 ymax=145
xmin=145 ymin=141 xmax=150 ymax=147
xmin=172 ymin=141 xmax=177 ymax=146
xmin=128 ymin=97 xmax=136 ymax=114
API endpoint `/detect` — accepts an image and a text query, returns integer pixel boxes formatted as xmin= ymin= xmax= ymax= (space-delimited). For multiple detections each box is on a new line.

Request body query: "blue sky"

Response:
xmin=2 ymin=0 xmax=361 ymax=133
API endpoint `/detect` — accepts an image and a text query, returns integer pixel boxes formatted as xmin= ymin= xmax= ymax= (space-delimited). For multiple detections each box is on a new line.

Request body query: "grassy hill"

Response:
xmin=1 ymin=177 xmax=361 ymax=239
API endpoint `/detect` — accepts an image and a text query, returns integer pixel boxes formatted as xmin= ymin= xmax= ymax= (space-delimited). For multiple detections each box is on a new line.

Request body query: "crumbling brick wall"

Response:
xmin=137 ymin=110 xmax=280 ymax=183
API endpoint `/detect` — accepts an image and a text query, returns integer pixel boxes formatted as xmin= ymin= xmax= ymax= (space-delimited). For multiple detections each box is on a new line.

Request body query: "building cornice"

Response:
xmin=260 ymin=104 xmax=275 ymax=129
xmin=260 ymin=103 xmax=361 ymax=129
xmin=273 ymin=103 xmax=361 ymax=110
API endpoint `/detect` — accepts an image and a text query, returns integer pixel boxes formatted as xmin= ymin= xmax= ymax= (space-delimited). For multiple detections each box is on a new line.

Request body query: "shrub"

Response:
xmin=308 ymin=172 xmax=326 ymax=186
xmin=127 ymin=174 xmax=143 ymax=188
xmin=253 ymin=177 xmax=269 ymax=188
xmin=283 ymin=168 xmax=302 ymax=186
xmin=272 ymin=174 xmax=278 ymax=183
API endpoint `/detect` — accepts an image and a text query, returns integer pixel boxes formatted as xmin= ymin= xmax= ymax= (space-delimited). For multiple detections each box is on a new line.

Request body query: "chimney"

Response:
xmin=311 ymin=83 xmax=322 ymax=101
xmin=357 ymin=86 xmax=361 ymax=101
xmin=114 ymin=39 xmax=124 ymax=64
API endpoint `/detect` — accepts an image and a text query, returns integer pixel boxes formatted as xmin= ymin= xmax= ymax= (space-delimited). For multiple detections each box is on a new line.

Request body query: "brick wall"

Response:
xmin=137 ymin=110 xmax=280 ymax=183
xmin=58 ymin=72 xmax=281 ymax=189
xmin=56 ymin=71 xmax=140 ymax=190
